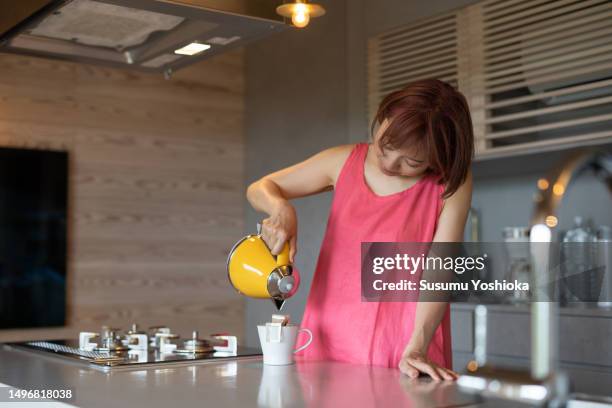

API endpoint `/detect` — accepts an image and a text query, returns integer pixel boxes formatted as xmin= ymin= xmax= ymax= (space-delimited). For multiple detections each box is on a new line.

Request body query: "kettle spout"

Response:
xmin=272 ymin=298 xmax=286 ymax=311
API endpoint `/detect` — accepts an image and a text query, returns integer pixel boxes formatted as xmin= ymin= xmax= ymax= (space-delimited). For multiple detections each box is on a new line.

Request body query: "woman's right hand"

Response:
xmin=260 ymin=201 xmax=298 ymax=263
xmin=247 ymin=145 xmax=352 ymax=263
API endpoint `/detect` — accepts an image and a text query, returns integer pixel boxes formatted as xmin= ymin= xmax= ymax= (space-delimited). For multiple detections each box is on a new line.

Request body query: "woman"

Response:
xmin=247 ymin=79 xmax=473 ymax=381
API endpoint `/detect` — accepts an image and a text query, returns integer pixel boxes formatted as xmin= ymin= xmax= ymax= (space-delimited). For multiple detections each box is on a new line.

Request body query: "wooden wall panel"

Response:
xmin=0 ymin=50 xmax=245 ymax=343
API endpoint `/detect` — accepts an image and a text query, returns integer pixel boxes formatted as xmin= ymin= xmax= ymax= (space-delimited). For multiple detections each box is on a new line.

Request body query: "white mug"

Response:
xmin=257 ymin=324 xmax=313 ymax=365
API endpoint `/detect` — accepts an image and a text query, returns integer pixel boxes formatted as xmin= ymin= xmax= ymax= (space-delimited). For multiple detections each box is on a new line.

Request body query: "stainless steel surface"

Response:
xmin=458 ymin=366 xmax=566 ymax=406
xmin=5 ymin=340 xmax=261 ymax=373
xmin=531 ymin=149 xmax=612 ymax=227
xmin=4 ymin=323 xmax=256 ymax=372
xmin=502 ymin=226 xmax=530 ymax=241
xmin=0 ymin=0 xmax=287 ymax=75
xmin=459 ymin=244 xmax=561 ymax=401
xmin=476 ymin=150 xmax=612 ymax=403
xmin=22 ymin=341 xmax=125 ymax=363
xmin=175 ymin=331 xmax=213 ymax=354
xmin=460 ymin=303 xmax=568 ymax=406
xmin=267 ymin=267 xmax=294 ymax=300
xmin=598 ymin=226 xmax=612 ymax=308
xmin=568 ymin=394 xmax=612 ymax=408
xmin=468 ymin=207 xmax=480 ymax=242
xmin=0 ymin=345 xmax=523 ymax=408
xmin=272 ymin=297 xmax=286 ymax=311
xmin=148 ymin=326 xmax=172 ymax=349
xmin=474 ymin=305 xmax=487 ymax=367
xmin=529 ymin=238 xmax=557 ymax=382
xmin=95 ymin=329 xmax=128 ymax=353
xmin=3 ymin=340 xmax=261 ymax=371
xmin=459 ymin=150 xmax=612 ymax=406
xmin=529 ymin=150 xmax=612 ymax=378
xmin=503 ymin=228 xmax=531 ymax=302
xmin=560 ymin=217 xmax=600 ymax=304
xmin=459 ymin=185 xmax=564 ymax=404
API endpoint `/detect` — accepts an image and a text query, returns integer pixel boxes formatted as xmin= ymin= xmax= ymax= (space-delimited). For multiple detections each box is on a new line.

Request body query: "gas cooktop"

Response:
xmin=4 ymin=324 xmax=261 ymax=372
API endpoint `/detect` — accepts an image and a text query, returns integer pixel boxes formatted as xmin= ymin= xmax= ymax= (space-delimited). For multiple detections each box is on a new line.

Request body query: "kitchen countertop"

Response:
xmin=452 ymin=302 xmax=612 ymax=317
xmin=0 ymin=345 xmax=535 ymax=408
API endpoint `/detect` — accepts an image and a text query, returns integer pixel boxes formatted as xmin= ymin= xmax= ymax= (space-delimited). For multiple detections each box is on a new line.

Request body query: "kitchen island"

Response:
xmin=0 ymin=345 xmax=537 ymax=408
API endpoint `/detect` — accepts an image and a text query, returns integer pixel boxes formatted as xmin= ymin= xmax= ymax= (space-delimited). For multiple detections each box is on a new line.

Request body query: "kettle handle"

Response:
xmin=276 ymin=243 xmax=290 ymax=266
xmin=256 ymin=222 xmax=291 ymax=266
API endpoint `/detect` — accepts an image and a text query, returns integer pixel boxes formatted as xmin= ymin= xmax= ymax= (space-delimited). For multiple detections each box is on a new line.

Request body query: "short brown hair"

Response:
xmin=371 ymin=78 xmax=474 ymax=198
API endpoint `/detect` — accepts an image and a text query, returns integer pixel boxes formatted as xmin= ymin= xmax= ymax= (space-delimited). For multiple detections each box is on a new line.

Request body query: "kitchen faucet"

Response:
xmin=530 ymin=149 xmax=612 ymax=381
xmin=530 ymin=149 xmax=612 ymax=230
xmin=459 ymin=148 xmax=612 ymax=406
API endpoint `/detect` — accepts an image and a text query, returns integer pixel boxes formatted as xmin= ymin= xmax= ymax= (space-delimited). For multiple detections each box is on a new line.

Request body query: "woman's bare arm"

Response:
xmin=399 ymin=170 xmax=473 ymax=380
xmin=246 ymin=144 xmax=353 ymax=261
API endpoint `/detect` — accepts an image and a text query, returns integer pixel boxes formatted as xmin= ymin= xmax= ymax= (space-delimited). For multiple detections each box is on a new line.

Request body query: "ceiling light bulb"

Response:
xmin=292 ymin=9 xmax=310 ymax=27
xmin=291 ymin=3 xmax=310 ymax=27
xmin=276 ymin=1 xmax=326 ymax=28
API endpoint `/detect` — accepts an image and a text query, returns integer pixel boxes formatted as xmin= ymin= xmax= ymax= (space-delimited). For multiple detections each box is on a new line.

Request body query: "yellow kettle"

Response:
xmin=227 ymin=225 xmax=300 ymax=310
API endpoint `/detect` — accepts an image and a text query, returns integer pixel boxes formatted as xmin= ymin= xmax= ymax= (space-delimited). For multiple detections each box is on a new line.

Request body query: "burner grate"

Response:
xmin=27 ymin=341 xmax=115 ymax=360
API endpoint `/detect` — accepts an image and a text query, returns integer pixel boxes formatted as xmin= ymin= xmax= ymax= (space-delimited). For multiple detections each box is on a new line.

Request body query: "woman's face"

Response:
xmin=372 ymin=119 xmax=429 ymax=178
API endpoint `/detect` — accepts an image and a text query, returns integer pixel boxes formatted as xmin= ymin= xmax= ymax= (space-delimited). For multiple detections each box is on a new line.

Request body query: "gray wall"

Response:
xmin=243 ymin=0 xmax=612 ymax=350
xmin=244 ymin=0 xmax=348 ymax=347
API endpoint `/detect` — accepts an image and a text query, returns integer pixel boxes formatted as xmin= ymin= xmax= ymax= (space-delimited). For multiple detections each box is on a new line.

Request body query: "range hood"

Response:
xmin=0 ymin=0 xmax=287 ymax=76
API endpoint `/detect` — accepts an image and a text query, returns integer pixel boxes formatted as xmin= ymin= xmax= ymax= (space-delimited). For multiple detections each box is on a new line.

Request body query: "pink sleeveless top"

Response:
xmin=297 ymin=142 xmax=452 ymax=369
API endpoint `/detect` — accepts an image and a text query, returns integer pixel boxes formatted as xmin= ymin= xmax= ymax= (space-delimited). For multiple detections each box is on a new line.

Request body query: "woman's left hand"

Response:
xmin=398 ymin=348 xmax=458 ymax=381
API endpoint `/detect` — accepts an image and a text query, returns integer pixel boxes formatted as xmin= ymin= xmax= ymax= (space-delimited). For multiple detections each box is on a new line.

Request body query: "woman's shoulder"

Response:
xmin=323 ymin=143 xmax=361 ymax=159
xmin=320 ymin=143 xmax=363 ymax=184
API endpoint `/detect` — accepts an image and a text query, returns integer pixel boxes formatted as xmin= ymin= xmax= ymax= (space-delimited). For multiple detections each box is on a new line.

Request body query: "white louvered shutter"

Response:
xmin=368 ymin=0 xmax=612 ymax=159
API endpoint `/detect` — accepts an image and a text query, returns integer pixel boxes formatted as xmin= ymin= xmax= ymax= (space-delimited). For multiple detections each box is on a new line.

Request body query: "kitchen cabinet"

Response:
xmin=451 ymin=303 xmax=612 ymax=396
